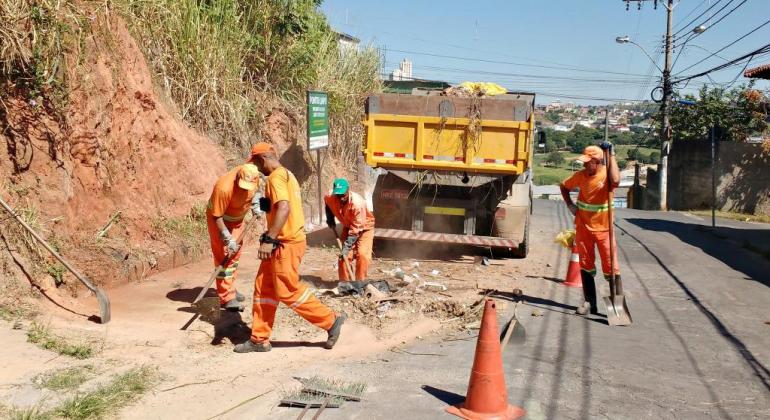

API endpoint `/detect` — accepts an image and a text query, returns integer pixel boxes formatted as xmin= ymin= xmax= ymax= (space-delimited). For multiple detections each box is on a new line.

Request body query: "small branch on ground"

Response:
xmin=161 ymin=378 xmax=221 ymax=392
xmin=205 ymin=389 xmax=273 ymax=420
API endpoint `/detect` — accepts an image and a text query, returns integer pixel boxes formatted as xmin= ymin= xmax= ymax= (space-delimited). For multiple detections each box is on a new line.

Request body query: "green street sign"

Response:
xmin=307 ymin=91 xmax=329 ymax=150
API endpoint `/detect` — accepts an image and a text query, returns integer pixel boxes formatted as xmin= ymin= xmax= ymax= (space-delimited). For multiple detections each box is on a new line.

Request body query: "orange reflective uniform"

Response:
xmin=561 ymin=166 xmax=619 ymax=276
xmin=206 ymin=165 xmax=258 ymax=304
xmin=250 ymin=167 xmax=334 ymax=343
xmin=324 ymin=191 xmax=375 ymax=281
xmin=265 ymin=168 xmax=306 ymax=242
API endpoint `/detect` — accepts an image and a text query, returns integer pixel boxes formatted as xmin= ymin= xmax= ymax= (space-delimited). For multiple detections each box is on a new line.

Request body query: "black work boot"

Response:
xmin=233 ymin=340 xmax=271 ymax=353
xmin=576 ymin=271 xmax=599 ymax=316
xmin=324 ymin=313 xmax=348 ymax=349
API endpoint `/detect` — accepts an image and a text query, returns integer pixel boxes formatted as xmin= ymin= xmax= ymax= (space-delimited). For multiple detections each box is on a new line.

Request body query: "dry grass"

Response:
xmin=53 ymin=366 xmax=157 ymax=420
xmin=689 ymin=210 xmax=770 ymax=224
xmin=27 ymin=322 xmax=95 ymax=359
xmin=34 ymin=365 xmax=95 ymax=391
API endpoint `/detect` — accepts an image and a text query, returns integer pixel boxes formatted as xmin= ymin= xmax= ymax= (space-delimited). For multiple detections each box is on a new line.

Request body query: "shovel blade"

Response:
xmin=192 ymin=297 xmax=221 ymax=323
xmin=95 ymin=287 xmax=111 ymax=324
xmin=603 ymin=295 xmax=632 ymax=326
xmin=499 ymin=316 xmax=526 ymax=349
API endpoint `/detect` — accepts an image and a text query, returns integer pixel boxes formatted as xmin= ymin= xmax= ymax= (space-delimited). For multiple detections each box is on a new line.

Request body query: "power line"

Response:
xmin=383 ymin=48 xmax=652 ymax=77
xmin=672 ymin=0 xmax=726 ymax=38
xmin=672 ymin=0 xmax=710 ymax=32
xmin=675 ymin=18 xmax=770 ymax=75
xmin=673 ymin=0 xmax=749 ymax=44
xmin=673 ymin=42 xmax=770 ymax=82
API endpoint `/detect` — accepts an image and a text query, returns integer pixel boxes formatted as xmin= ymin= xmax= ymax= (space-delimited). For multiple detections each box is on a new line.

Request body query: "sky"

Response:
xmin=320 ymin=0 xmax=770 ymax=104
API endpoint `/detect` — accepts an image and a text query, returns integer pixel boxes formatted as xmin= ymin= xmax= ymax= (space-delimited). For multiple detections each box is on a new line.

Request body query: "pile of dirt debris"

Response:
xmin=0 ymin=15 xmax=225 ymax=302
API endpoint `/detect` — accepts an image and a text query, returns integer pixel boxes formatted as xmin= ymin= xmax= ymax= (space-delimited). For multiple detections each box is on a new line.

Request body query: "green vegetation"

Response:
xmin=27 ymin=323 xmax=94 ymax=359
xmin=533 ymin=151 xmax=580 ymax=185
xmin=4 ymin=367 xmax=157 ymax=420
xmin=34 ymin=366 xmax=95 ymax=391
xmin=54 ymin=366 xmax=157 ymax=420
xmin=671 ymin=84 xmax=768 ymax=142
xmin=2 ymin=1 xmax=380 ymax=167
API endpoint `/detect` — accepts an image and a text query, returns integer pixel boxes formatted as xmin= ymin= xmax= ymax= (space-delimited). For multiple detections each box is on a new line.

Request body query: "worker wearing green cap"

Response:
xmin=324 ymin=178 xmax=376 ymax=281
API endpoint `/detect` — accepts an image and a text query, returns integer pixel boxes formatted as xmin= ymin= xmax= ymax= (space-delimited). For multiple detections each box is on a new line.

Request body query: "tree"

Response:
xmin=626 ymin=148 xmax=638 ymax=161
xmin=669 ymin=84 xmax=768 ymax=142
xmin=648 ymin=151 xmax=660 ymax=164
xmin=545 ymin=151 xmax=565 ymax=167
xmin=545 ymin=111 xmax=561 ymax=123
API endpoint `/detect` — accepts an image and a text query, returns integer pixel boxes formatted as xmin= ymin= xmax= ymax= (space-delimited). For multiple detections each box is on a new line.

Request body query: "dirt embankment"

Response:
xmin=0 ymin=14 xmax=225 ymax=303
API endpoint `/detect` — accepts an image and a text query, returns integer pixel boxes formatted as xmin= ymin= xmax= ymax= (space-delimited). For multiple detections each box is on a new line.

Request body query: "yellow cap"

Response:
xmin=237 ymin=164 xmax=260 ymax=191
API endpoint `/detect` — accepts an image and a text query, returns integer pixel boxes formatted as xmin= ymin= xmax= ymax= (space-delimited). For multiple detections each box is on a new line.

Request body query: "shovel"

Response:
xmin=499 ymin=288 xmax=526 ymax=350
xmin=332 ymin=228 xmax=356 ymax=281
xmin=0 ymin=197 xmax=111 ymax=323
xmin=601 ymin=153 xmax=632 ymax=327
xmin=180 ymin=216 xmax=258 ymax=330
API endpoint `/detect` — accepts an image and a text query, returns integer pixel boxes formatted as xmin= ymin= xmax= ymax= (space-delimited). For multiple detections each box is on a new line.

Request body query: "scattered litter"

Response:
xmin=531 ymin=309 xmax=544 ymax=317
xmin=473 ymin=256 xmax=490 ymax=266
xmin=365 ymin=284 xmax=387 ymax=300
xmin=402 ymin=275 xmax=415 ymax=284
xmin=481 ymin=257 xmax=490 ymax=266
xmin=421 ymin=281 xmax=447 ymax=292
xmin=546 ymin=263 xmax=553 ymax=268
xmin=430 ymin=269 xmax=441 ymax=277
xmin=554 ymin=228 xmax=576 ymax=249
xmin=464 ymin=320 xmax=481 ymax=329
xmin=410 ymin=261 xmax=420 ymax=269
xmin=337 ymin=280 xmax=391 ymax=297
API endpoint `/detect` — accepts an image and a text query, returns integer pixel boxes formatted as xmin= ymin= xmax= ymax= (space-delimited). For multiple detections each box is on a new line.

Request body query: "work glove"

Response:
xmin=220 ymin=230 xmax=238 ymax=254
xmin=325 ymin=206 xmax=336 ymax=230
xmin=251 ymin=192 xmax=264 ymax=218
xmin=599 ymin=141 xmax=614 ymax=156
xmin=340 ymin=234 xmax=358 ymax=258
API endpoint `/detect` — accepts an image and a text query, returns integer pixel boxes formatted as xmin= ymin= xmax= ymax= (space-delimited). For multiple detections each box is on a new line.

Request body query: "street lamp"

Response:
xmin=693 ymin=24 xmax=708 ymax=34
xmin=615 ymin=36 xmax=664 ymax=73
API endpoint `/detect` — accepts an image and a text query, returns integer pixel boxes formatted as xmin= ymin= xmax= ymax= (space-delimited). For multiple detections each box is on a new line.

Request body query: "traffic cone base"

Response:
xmin=563 ymin=245 xmax=582 ymax=288
xmin=446 ymin=403 xmax=526 ymax=420
xmin=446 ymin=299 xmax=526 ymax=420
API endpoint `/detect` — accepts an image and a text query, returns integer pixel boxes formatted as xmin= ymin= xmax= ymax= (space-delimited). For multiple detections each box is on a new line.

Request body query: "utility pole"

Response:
xmin=622 ymin=0 xmax=676 ymax=210
xmin=604 ymin=107 xmax=610 ymax=142
xmin=659 ymin=0 xmax=674 ymax=211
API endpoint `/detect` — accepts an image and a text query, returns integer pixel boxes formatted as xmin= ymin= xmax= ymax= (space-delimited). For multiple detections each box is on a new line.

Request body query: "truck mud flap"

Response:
xmin=374 ymin=228 xmax=518 ymax=248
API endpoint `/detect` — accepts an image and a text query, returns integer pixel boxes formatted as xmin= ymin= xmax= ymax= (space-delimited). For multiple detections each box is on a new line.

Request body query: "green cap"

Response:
xmin=332 ymin=178 xmax=349 ymax=195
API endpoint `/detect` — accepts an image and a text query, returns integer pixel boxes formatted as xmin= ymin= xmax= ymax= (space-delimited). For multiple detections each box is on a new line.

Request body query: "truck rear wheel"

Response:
xmin=491 ymin=214 xmax=529 ymax=259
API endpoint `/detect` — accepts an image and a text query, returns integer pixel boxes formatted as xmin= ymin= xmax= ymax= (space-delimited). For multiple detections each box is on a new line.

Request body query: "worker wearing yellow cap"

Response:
xmin=559 ymin=143 xmax=621 ymax=316
xmin=206 ymin=162 xmax=263 ymax=311
xmin=234 ymin=142 xmax=346 ymax=353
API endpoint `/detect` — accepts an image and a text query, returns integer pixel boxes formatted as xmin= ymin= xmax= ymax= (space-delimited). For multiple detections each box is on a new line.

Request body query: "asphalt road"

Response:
xmin=287 ymin=199 xmax=770 ymax=420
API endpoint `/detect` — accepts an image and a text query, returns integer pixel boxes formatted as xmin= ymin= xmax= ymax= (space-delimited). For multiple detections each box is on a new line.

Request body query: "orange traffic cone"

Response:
xmin=446 ymin=299 xmax=526 ymax=420
xmin=563 ymin=245 xmax=582 ymax=288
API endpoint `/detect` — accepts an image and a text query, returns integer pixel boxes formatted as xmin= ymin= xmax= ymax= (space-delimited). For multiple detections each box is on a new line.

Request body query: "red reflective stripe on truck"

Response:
xmin=423 ymin=155 xmax=434 ymax=160
xmin=454 ymin=157 xmax=464 ymax=161
xmin=374 ymin=152 xmax=384 ymax=157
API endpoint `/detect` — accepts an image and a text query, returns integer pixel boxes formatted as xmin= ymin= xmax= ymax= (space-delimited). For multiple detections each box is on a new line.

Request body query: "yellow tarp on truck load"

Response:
xmin=363 ymin=92 xmax=535 ymax=176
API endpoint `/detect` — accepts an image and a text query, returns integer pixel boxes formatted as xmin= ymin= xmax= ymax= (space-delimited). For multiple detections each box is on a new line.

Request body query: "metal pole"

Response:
xmin=710 ymin=126 xmax=716 ymax=228
xmin=317 ymin=149 xmax=323 ymax=225
xmin=659 ymin=0 xmax=674 ymax=211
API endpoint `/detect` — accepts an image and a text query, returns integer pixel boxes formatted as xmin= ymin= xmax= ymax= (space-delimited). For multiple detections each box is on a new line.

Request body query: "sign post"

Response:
xmin=307 ymin=91 xmax=329 ymax=224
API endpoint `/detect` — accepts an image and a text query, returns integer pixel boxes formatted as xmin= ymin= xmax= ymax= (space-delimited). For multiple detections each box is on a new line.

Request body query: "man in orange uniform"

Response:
xmin=206 ymin=163 xmax=263 ymax=311
xmin=234 ymin=143 xmax=346 ymax=353
xmin=559 ymin=143 xmax=620 ymax=316
xmin=324 ymin=178 xmax=375 ymax=281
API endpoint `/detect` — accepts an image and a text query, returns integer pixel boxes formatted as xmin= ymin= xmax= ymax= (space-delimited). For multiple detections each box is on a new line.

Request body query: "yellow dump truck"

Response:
xmin=363 ymin=89 xmax=539 ymax=257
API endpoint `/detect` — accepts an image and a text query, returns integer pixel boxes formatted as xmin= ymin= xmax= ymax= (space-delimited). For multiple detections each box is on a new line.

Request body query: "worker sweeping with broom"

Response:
xmin=205 ymin=161 xmax=263 ymax=312
xmin=324 ymin=178 xmax=375 ymax=281
xmin=234 ymin=143 xmax=346 ymax=353
xmin=559 ymin=143 xmax=622 ymax=317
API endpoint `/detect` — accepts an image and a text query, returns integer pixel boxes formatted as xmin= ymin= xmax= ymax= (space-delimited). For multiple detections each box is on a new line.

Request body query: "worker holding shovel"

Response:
xmin=234 ymin=143 xmax=346 ymax=353
xmin=559 ymin=144 xmax=621 ymax=316
xmin=206 ymin=162 xmax=263 ymax=312
xmin=324 ymin=178 xmax=376 ymax=281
